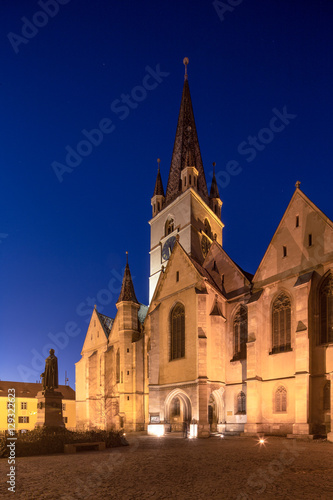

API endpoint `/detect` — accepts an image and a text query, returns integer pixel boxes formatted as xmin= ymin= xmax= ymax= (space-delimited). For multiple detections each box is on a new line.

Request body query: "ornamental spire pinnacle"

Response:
xmin=153 ymin=158 xmax=165 ymax=197
xmin=183 ymin=57 xmax=189 ymax=80
xmin=210 ymin=162 xmax=220 ymax=200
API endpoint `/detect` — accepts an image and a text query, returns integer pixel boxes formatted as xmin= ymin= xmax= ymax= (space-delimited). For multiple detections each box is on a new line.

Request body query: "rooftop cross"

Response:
xmin=295 ymin=180 xmax=301 ymax=189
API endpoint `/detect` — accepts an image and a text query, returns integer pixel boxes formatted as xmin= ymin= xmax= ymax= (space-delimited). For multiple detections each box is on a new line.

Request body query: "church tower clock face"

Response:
xmin=162 ymin=236 xmax=176 ymax=261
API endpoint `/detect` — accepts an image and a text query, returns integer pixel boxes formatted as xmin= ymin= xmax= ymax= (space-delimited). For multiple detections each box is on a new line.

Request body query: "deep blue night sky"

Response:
xmin=1 ymin=0 xmax=333 ymax=388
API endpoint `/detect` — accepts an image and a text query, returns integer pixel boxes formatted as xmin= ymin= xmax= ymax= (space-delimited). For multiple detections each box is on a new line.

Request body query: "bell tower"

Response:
xmin=149 ymin=58 xmax=224 ymax=302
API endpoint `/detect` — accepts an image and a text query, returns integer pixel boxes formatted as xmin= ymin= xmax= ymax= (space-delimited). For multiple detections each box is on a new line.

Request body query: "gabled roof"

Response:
xmin=0 ymin=381 xmax=75 ymax=400
xmin=253 ymin=186 xmax=333 ymax=283
xmin=117 ymin=258 xmax=139 ymax=304
xmin=165 ymin=76 xmax=208 ymax=206
xmin=148 ymin=240 xmax=224 ymax=313
xmin=96 ymin=310 xmax=114 ymax=338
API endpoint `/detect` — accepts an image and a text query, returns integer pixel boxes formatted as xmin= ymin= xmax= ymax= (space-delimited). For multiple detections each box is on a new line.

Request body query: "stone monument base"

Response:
xmin=35 ymin=390 xmax=65 ymax=428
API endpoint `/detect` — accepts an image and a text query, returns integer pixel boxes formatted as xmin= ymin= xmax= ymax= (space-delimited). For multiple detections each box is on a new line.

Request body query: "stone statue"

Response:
xmin=43 ymin=349 xmax=59 ymax=391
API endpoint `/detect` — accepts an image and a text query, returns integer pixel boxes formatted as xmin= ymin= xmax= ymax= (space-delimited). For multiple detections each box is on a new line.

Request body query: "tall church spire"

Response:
xmin=165 ymin=58 xmax=209 ymax=205
xmin=117 ymin=253 xmax=139 ymax=304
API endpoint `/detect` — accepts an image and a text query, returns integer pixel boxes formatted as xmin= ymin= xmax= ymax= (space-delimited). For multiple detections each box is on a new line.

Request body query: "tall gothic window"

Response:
xmin=170 ymin=303 xmax=185 ymax=360
xmin=320 ymin=274 xmax=333 ymax=344
xmin=171 ymin=397 xmax=180 ymax=417
xmin=237 ymin=391 xmax=246 ymax=414
xmin=275 ymin=386 xmax=287 ymax=412
xmin=272 ymin=293 xmax=291 ymax=353
xmin=233 ymin=306 xmax=248 ymax=360
xmin=323 ymin=381 xmax=331 ymax=411
xmin=116 ymin=349 xmax=120 ymax=384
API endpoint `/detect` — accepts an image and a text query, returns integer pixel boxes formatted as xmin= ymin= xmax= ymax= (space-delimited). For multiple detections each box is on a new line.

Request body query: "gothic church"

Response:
xmin=76 ymin=60 xmax=333 ymax=440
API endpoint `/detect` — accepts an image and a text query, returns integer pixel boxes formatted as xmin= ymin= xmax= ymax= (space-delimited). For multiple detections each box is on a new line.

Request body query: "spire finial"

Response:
xmin=157 ymin=158 xmax=161 ymax=172
xmin=212 ymin=162 xmax=216 ymax=175
xmin=183 ymin=57 xmax=189 ymax=80
xmin=126 ymin=251 xmax=128 ymax=265
xmin=295 ymin=180 xmax=301 ymax=189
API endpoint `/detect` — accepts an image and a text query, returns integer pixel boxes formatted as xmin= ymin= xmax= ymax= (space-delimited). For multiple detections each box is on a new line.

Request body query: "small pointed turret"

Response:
xmin=165 ymin=58 xmax=209 ymax=206
xmin=117 ymin=252 xmax=139 ymax=304
xmin=151 ymin=159 xmax=165 ymax=217
xmin=209 ymin=163 xmax=222 ymax=218
xmin=153 ymin=159 xmax=165 ymax=197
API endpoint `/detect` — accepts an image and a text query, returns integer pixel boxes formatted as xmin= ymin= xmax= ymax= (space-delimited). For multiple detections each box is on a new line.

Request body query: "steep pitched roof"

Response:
xmin=117 ymin=259 xmax=139 ymax=304
xmin=0 ymin=381 xmax=75 ymax=400
xmin=210 ymin=240 xmax=254 ymax=283
xmin=153 ymin=167 xmax=165 ymax=197
xmin=165 ymin=78 xmax=209 ymax=205
xmin=253 ymin=185 xmax=333 ymax=284
xmin=189 ymin=255 xmax=224 ymax=295
xmin=148 ymin=240 xmax=224 ymax=313
xmin=96 ymin=311 xmax=114 ymax=338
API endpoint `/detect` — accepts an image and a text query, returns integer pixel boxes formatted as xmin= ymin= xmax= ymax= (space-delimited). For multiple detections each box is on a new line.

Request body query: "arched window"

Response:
xmin=275 ymin=386 xmax=287 ymax=412
xmin=165 ymin=218 xmax=174 ymax=236
xmin=272 ymin=293 xmax=291 ymax=353
xmin=323 ymin=381 xmax=331 ymax=411
xmin=320 ymin=274 xmax=333 ymax=344
xmin=233 ymin=305 xmax=248 ymax=360
xmin=237 ymin=391 xmax=246 ymax=414
xmin=116 ymin=349 xmax=120 ymax=383
xmin=170 ymin=303 xmax=185 ymax=360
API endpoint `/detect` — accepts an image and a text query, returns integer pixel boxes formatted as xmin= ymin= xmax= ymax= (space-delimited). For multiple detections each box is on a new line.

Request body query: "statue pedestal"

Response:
xmin=35 ymin=390 xmax=65 ymax=428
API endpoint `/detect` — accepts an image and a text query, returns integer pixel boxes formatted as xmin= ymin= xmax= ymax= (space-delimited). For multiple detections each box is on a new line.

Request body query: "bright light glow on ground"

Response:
xmin=189 ymin=424 xmax=197 ymax=438
xmin=256 ymin=437 xmax=267 ymax=447
xmin=147 ymin=424 xmax=165 ymax=437
xmin=220 ymin=434 xmax=224 ymax=439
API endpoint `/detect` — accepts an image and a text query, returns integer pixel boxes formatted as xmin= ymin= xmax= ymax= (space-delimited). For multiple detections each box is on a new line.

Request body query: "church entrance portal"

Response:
xmin=165 ymin=389 xmax=192 ymax=432
xmin=208 ymin=389 xmax=225 ymax=433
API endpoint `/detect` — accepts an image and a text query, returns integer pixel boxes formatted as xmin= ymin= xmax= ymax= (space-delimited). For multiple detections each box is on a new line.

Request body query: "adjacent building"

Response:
xmin=0 ymin=381 xmax=76 ymax=432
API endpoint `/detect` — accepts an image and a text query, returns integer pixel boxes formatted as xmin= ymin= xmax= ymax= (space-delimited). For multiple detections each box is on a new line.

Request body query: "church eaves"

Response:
xmin=165 ymin=61 xmax=209 ymax=206
xmin=117 ymin=256 xmax=139 ymax=304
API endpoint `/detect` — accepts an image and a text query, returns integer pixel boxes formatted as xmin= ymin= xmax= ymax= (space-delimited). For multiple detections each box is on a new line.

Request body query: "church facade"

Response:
xmin=76 ymin=62 xmax=333 ymax=439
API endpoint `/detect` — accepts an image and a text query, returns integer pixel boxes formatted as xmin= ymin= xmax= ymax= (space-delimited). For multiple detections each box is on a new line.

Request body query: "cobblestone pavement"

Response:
xmin=1 ymin=434 xmax=333 ymax=500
